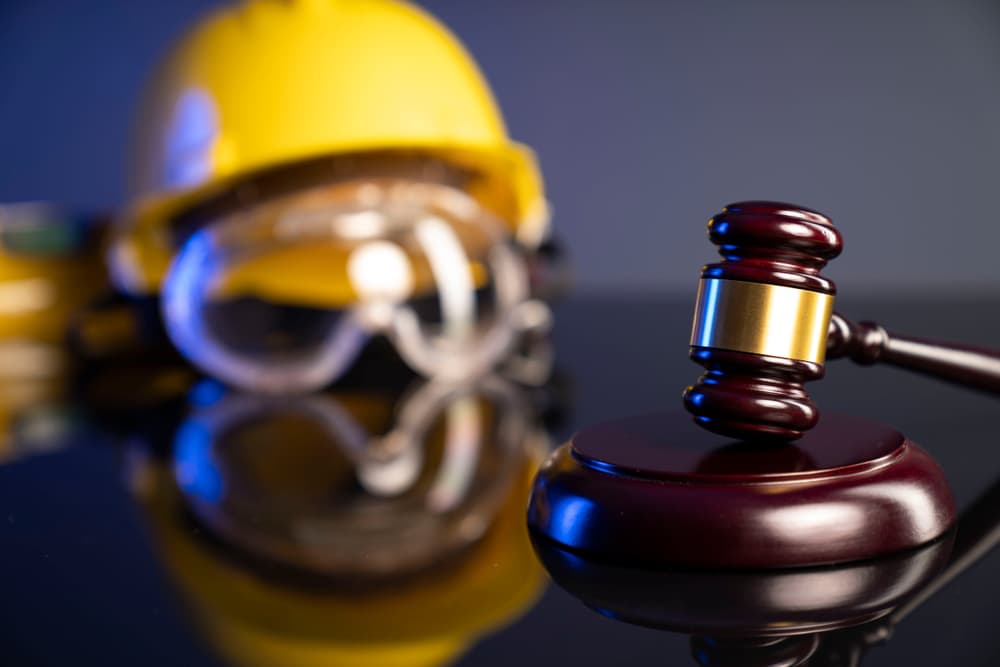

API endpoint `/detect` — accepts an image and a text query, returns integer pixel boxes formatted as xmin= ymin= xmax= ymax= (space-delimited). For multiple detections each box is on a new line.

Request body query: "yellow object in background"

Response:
xmin=0 ymin=203 xmax=107 ymax=343
xmin=115 ymin=0 xmax=548 ymax=295
xmin=0 ymin=203 xmax=109 ymax=463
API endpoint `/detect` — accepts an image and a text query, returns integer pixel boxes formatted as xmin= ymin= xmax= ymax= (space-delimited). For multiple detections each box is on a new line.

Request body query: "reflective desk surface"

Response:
xmin=2 ymin=296 xmax=999 ymax=666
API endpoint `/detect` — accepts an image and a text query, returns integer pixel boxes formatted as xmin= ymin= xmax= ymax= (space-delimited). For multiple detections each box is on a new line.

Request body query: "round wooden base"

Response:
xmin=527 ymin=411 xmax=955 ymax=568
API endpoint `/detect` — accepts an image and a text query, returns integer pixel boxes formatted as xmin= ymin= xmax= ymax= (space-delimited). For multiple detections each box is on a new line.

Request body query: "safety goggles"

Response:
xmin=161 ymin=179 xmax=551 ymax=394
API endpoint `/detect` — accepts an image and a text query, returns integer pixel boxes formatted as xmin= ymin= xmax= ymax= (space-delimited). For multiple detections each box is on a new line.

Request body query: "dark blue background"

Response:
xmin=3 ymin=0 xmax=1000 ymax=294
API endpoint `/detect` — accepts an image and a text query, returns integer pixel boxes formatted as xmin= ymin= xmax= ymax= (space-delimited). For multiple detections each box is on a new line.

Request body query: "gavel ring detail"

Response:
xmin=683 ymin=201 xmax=1000 ymax=441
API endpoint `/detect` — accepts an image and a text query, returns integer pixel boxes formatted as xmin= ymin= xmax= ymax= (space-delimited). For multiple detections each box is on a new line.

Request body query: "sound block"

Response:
xmin=527 ymin=411 xmax=955 ymax=568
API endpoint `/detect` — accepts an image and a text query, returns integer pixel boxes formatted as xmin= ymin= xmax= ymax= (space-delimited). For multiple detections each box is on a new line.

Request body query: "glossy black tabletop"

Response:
xmin=2 ymin=295 xmax=1000 ymax=666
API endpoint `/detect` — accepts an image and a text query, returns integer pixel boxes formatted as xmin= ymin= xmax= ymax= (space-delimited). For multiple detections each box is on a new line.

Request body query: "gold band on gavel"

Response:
xmin=689 ymin=278 xmax=834 ymax=364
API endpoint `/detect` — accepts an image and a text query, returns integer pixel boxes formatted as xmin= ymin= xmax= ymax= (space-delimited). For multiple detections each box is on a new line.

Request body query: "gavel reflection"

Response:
xmin=683 ymin=201 xmax=1000 ymax=441
xmin=534 ymin=468 xmax=1000 ymax=667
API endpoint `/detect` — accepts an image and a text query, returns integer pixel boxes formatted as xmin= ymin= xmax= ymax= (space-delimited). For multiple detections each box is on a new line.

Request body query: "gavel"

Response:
xmin=683 ymin=201 xmax=1000 ymax=441
xmin=525 ymin=200 xmax=993 ymax=570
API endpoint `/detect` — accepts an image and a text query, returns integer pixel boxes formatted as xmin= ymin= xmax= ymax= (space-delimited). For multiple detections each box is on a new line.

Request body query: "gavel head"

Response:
xmin=683 ymin=202 xmax=843 ymax=441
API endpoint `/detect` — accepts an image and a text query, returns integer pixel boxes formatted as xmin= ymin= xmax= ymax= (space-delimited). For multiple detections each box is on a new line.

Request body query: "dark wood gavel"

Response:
xmin=683 ymin=201 xmax=1000 ymax=441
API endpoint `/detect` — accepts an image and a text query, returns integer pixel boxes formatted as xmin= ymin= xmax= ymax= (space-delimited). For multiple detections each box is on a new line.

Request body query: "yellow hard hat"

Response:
xmin=114 ymin=0 xmax=548 ymax=295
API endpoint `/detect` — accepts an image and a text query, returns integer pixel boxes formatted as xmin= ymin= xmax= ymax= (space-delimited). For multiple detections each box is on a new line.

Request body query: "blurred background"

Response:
xmin=2 ymin=0 xmax=1000 ymax=296
xmin=2 ymin=4 xmax=1000 ymax=666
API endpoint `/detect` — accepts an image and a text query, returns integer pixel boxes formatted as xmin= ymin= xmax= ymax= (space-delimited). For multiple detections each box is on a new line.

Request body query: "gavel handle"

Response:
xmin=827 ymin=312 xmax=1000 ymax=394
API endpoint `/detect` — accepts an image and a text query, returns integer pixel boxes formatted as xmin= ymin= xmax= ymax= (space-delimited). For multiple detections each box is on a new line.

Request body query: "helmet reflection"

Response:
xmin=128 ymin=371 xmax=559 ymax=667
